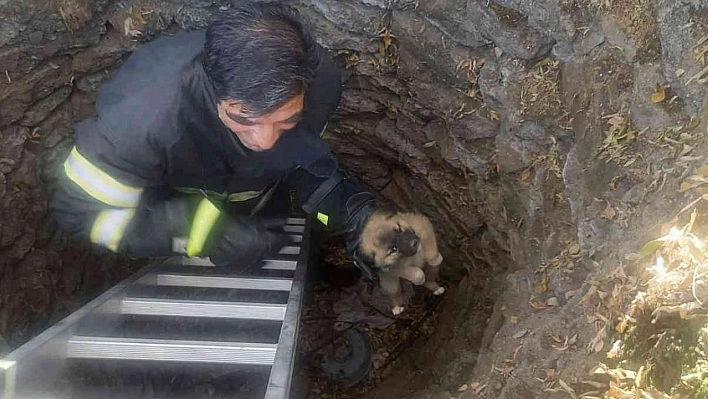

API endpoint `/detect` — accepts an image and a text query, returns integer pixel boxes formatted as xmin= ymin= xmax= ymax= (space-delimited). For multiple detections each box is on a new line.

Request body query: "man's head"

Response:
xmin=204 ymin=3 xmax=319 ymax=151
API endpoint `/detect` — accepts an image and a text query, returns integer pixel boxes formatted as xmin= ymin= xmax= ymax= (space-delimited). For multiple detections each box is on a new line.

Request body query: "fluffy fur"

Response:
xmin=359 ymin=211 xmax=444 ymax=315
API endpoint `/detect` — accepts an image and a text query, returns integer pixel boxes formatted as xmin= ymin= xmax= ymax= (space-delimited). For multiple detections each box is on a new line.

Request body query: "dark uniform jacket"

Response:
xmin=51 ymin=30 xmax=343 ymax=257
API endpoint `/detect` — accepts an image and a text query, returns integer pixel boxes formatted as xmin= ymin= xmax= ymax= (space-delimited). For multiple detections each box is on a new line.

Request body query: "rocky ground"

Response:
xmin=2 ymin=0 xmax=708 ymax=398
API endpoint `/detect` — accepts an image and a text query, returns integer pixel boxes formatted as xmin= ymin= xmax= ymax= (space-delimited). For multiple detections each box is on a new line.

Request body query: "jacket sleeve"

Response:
xmin=50 ymin=116 xmax=191 ymax=257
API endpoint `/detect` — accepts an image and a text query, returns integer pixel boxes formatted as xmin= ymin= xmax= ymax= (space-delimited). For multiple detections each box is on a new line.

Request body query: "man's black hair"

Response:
xmin=203 ymin=3 xmax=320 ymax=117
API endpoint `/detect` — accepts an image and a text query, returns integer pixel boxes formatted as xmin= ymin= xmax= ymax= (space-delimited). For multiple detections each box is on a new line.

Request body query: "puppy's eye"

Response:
xmin=388 ymin=246 xmax=398 ymax=255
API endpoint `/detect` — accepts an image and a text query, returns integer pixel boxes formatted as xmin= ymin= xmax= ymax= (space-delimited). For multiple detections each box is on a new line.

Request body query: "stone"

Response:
xmin=495 ymin=121 xmax=551 ymax=173
xmin=306 ymin=0 xmax=384 ymax=36
xmin=19 ymin=86 xmax=72 ymax=127
xmin=654 ymin=1 xmax=707 ymax=112
xmin=0 ymin=20 xmax=23 ymax=48
xmin=574 ymin=26 xmax=605 ymax=56
xmin=0 ymin=125 xmax=28 ymax=174
xmin=28 ymin=30 xmax=43 ymax=45
xmin=0 ymin=90 xmax=32 ymax=128
xmin=418 ymin=0 xmax=554 ymax=59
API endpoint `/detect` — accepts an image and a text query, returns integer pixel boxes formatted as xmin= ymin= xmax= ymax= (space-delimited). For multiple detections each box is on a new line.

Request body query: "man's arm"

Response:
xmin=50 ymin=116 xmax=191 ymax=257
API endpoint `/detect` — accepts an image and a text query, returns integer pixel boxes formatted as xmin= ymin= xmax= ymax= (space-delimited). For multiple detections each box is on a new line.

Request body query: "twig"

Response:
xmin=4 ymin=70 xmax=10 ymax=84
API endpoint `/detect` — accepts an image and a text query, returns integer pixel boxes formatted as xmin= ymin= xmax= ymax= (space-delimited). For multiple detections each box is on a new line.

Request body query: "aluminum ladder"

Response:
xmin=0 ymin=217 xmax=311 ymax=399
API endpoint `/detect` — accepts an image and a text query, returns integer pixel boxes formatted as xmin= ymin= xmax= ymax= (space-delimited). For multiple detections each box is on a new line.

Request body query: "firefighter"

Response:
xmin=50 ymin=2 xmax=376 ymax=278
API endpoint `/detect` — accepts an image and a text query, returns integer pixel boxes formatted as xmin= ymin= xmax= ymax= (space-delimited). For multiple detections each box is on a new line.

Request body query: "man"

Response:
xmin=51 ymin=3 xmax=375 ymax=276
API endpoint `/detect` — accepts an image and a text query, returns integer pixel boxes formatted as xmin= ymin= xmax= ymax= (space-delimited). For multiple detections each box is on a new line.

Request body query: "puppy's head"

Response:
xmin=359 ymin=211 xmax=420 ymax=270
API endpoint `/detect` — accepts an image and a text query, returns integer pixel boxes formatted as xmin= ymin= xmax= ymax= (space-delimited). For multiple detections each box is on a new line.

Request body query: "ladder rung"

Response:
xmin=261 ymin=259 xmax=296 ymax=271
xmin=283 ymin=225 xmax=305 ymax=234
xmin=278 ymin=246 xmax=300 ymax=256
xmin=139 ymin=274 xmax=293 ymax=291
xmin=285 ymin=218 xmax=305 ymax=225
xmin=121 ymin=298 xmax=287 ymax=320
xmin=177 ymin=245 xmax=300 ymax=267
xmin=67 ymin=336 xmax=277 ymax=365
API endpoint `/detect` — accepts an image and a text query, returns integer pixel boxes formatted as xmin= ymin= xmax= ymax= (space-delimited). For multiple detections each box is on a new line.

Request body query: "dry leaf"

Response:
xmin=546 ymin=297 xmax=560 ymax=306
xmin=489 ymin=110 xmax=500 ymax=121
xmin=513 ymin=329 xmax=529 ymax=339
xmin=509 ymin=315 xmax=519 ymax=324
xmin=530 ymin=299 xmax=548 ymax=309
xmin=650 ymin=84 xmax=666 ymax=103
xmin=589 ymin=325 xmax=607 ymax=353
xmin=521 ymin=169 xmax=532 ymax=182
xmin=124 ymin=17 xmax=142 ymax=37
xmin=600 ymin=204 xmax=616 ymax=220
xmin=615 ymin=319 xmax=629 ymax=334
xmin=558 ymin=379 xmax=577 ymax=398
xmin=458 ymin=384 xmax=469 ymax=392
xmin=635 ymin=365 xmax=647 ymax=388
xmin=534 ymin=276 xmax=549 ymax=294
xmin=568 ymin=243 xmax=581 ymax=255
xmin=688 ymin=115 xmax=701 ymax=130
xmin=473 ymin=383 xmax=487 ymax=395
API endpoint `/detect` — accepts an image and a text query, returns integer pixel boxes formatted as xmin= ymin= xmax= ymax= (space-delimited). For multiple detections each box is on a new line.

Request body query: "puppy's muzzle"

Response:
xmin=397 ymin=231 xmax=420 ymax=257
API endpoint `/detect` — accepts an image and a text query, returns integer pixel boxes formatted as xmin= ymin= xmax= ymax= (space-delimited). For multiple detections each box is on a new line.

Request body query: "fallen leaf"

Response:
xmin=688 ymin=115 xmax=701 ymax=130
xmin=600 ymin=204 xmax=616 ymax=220
xmin=615 ymin=319 xmax=629 ymax=334
xmin=589 ymin=325 xmax=607 ymax=353
xmin=635 ymin=365 xmax=647 ymax=388
xmin=546 ymin=297 xmax=560 ymax=306
xmin=458 ymin=384 xmax=469 ymax=392
xmin=124 ymin=17 xmax=142 ymax=37
xmin=509 ymin=315 xmax=519 ymax=324
xmin=534 ymin=276 xmax=548 ymax=294
xmin=568 ymin=243 xmax=581 ymax=255
xmin=529 ymin=299 xmax=548 ymax=309
xmin=558 ymin=379 xmax=577 ymax=399
xmin=650 ymin=84 xmax=666 ymax=103
xmin=489 ymin=110 xmax=500 ymax=121
xmin=521 ymin=169 xmax=532 ymax=182
xmin=513 ymin=329 xmax=529 ymax=339
xmin=638 ymin=238 xmax=665 ymax=259
xmin=681 ymin=143 xmax=694 ymax=156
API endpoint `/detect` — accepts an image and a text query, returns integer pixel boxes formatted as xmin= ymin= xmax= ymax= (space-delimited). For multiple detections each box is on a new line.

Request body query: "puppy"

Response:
xmin=359 ymin=210 xmax=444 ymax=315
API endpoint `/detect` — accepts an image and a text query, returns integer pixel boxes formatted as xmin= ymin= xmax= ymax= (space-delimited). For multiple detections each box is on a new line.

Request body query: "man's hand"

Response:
xmin=207 ymin=216 xmax=292 ymax=271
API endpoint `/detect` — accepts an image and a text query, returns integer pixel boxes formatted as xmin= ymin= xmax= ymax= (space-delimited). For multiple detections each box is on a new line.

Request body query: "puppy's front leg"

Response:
xmin=410 ymin=214 xmax=443 ymax=267
xmin=390 ymin=265 xmax=425 ymax=286
xmin=379 ymin=272 xmax=405 ymax=315
xmin=423 ymin=263 xmax=445 ymax=295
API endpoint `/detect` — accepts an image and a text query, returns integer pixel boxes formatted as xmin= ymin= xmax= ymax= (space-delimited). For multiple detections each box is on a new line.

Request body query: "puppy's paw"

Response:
xmin=391 ymin=306 xmax=405 ymax=315
xmin=433 ymin=286 xmax=445 ymax=296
